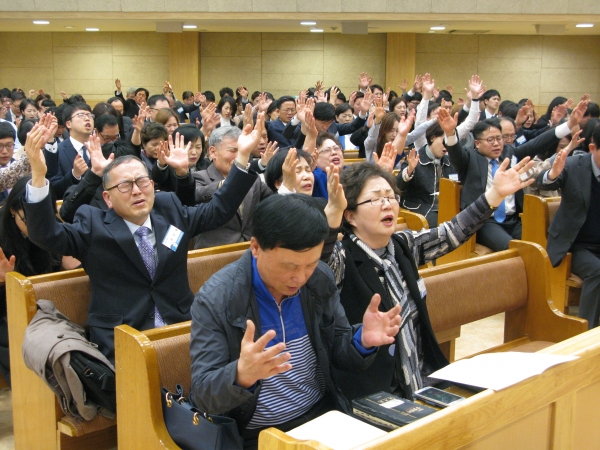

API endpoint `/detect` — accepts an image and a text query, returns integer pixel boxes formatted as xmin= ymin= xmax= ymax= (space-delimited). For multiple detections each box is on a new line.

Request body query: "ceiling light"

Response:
xmin=301 ymin=21 xmax=317 ymax=26
xmin=183 ymin=24 xmax=197 ymax=29
xmin=576 ymin=23 xmax=594 ymax=28
xmin=33 ymin=20 xmax=49 ymax=25
xmin=86 ymin=28 xmax=99 ymax=31
xmin=65 ymin=26 xmax=74 ymax=29
xmin=430 ymin=26 xmax=446 ymax=31
xmin=310 ymin=28 xmax=324 ymax=33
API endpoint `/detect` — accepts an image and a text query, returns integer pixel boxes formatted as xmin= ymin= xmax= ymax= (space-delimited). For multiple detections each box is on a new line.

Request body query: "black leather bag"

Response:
xmin=70 ymin=351 xmax=116 ymax=414
xmin=161 ymin=385 xmax=243 ymax=450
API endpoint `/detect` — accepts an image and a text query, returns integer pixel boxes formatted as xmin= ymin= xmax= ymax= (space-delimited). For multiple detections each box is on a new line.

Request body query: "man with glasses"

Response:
xmin=23 ymin=118 xmax=263 ymax=362
xmin=0 ymin=122 xmax=17 ymax=201
xmin=0 ymin=97 xmax=22 ymax=156
xmin=439 ymin=100 xmax=588 ymax=251
xmin=94 ymin=114 xmax=120 ymax=145
xmin=48 ymin=102 xmax=95 ymax=199
xmin=146 ymin=95 xmax=170 ymax=123
xmin=266 ymin=96 xmax=296 ymax=148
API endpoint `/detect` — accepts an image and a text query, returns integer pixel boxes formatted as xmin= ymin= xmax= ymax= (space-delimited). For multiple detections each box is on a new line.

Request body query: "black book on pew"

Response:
xmin=352 ymin=391 xmax=436 ymax=430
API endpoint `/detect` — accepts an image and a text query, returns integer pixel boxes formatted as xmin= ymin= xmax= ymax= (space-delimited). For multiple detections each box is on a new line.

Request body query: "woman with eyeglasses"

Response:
xmin=0 ymin=176 xmax=80 ymax=386
xmin=324 ymin=156 xmax=536 ymax=402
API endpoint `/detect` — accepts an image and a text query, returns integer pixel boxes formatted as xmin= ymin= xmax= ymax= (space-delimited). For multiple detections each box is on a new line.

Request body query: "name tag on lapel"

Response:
xmin=516 ymin=135 xmax=526 ymax=145
xmin=449 ymin=174 xmax=459 ymax=181
xmin=511 ymin=155 xmax=518 ymax=167
xmin=162 ymin=225 xmax=184 ymax=251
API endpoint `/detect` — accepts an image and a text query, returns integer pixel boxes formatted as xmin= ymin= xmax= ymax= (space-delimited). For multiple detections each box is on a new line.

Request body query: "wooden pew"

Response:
xmin=521 ymin=194 xmax=582 ymax=313
xmin=113 ymin=239 xmax=587 ymax=450
xmin=260 ymin=326 xmax=600 ymax=450
xmin=436 ymin=178 xmax=493 ymax=265
xmin=5 ymin=241 xmax=249 ymax=450
xmin=344 ymin=149 xmax=359 ymax=159
xmin=344 ymin=158 xmax=367 ymax=165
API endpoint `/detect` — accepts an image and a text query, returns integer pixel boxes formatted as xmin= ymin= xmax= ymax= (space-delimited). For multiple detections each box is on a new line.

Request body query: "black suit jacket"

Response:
xmin=445 ymin=127 xmax=561 ymax=211
xmin=538 ymin=154 xmax=594 ymax=267
xmin=266 ymin=118 xmax=294 ymax=147
xmin=283 ymin=115 xmax=366 ymax=149
xmin=25 ymin=164 xmax=257 ymax=362
xmin=49 ymin=138 xmax=85 ymax=200
xmin=115 ymin=92 xmax=140 ymax=119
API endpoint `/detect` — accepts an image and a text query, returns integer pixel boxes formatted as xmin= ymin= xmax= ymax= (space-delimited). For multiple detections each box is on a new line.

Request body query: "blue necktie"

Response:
xmin=490 ymin=160 xmax=506 ymax=223
xmin=134 ymin=226 xmax=166 ymax=328
xmin=81 ymin=145 xmax=91 ymax=167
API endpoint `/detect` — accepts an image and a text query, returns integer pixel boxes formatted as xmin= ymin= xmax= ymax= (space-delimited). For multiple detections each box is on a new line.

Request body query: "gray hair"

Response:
xmin=126 ymin=86 xmax=137 ymax=97
xmin=208 ymin=126 xmax=241 ymax=148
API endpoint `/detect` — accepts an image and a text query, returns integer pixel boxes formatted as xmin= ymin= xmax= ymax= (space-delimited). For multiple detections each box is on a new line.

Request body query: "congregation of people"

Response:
xmin=0 ymin=69 xmax=598 ymax=448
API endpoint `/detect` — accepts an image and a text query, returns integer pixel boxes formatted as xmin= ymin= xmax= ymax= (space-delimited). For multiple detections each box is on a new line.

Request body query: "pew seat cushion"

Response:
xmin=473 ymin=244 xmax=493 ymax=257
xmin=154 ymin=333 xmax=192 ymax=395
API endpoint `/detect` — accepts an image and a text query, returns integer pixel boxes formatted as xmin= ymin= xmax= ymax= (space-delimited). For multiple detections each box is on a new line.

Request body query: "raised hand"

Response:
xmin=315 ymin=80 xmax=324 ymax=92
xmin=194 ymin=91 xmax=205 ymax=104
xmin=437 ymin=108 xmax=458 ymax=136
xmin=348 ymin=91 xmax=357 ymax=108
xmin=486 ymin=157 xmax=536 ymax=205
xmin=358 ymin=90 xmax=373 ymax=115
xmin=421 ymin=73 xmax=435 ymax=99
xmin=132 ymin=113 xmax=145 ymax=134
xmin=399 ymin=78 xmax=408 ymax=93
xmin=358 ymin=72 xmax=372 ymax=91
xmin=551 ymin=102 xmax=568 ymax=126
xmin=87 ymin=134 xmax=114 ymax=176
xmin=260 ymin=141 xmax=279 ymax=167
xmin=581 ymin=93 xmax=591 ymax=103
xmin=28 ymin=89 xmax=35 ymax=99
xmin=361 ymin=294 xmax=402 ymax=348
xmin=25 ymin=124 xmax=49 ymax=184
xmin=0 ymin=247 xmax=16 ymax=284
xmin=281 ymin=148 xmax=299 ymax=192
xmin=374 ymin=142 xmax=398 ymax=173
xmin=297 ymin=97 xmax=315 ymax=123
xmin=115 ymin=78 xmax=122 ymax=92
xmin=413 ymin=74 xmax=423 ymax=93
xmin=324 ymin=163 xmax=347 ymax=227
xmin=257 ymin=92 xmax=271 ymax=113
xmin=446 ymin=84 xmax=454 ymax=96
xmin=242 ymin=103 xmax=254 ymax=129
xmin=200 ymin=102 xmax=217 ymax=123
xmin=567 ymin=99 xmax=589 ymax=129
xmin=73 ymin=155 xmax=88 ymax=179
xmin=329 ymin=86 xmax=340 ymax=105
xmin=60 ymin=91 xmax=68 ymax=100
xmin=468 ymin=75 xmax=482 ymax=99
xmin=432 ymin=86 xmax=440 ymax=100
xmin=547 ymin=148 xmax=569 ymax=181
xmin=373 ymin=100 xmax=386 ymax=124
xmin=161 ymin=133 xmax=191 ymax=176
xmin=564 ymin=129 xmax=585 ymax=154
xmin=516 ymin=100 xmax=533 ymax=128
xmin=406 ymin=148 xmax=419 ymax=177
xmin=236 ymin=112 xmax=265 ymax=166
xmin=235 ymin=320 xmax=292 ymax=389
xmin=237 ymin=85 xmax=248 ymax=99
xmin=397 ymin=109 xmax=416 ymax=138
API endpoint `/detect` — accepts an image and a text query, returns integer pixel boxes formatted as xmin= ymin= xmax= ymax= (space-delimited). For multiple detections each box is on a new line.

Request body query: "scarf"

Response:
xmin=349 ymin=234 xmax=423 ymax=396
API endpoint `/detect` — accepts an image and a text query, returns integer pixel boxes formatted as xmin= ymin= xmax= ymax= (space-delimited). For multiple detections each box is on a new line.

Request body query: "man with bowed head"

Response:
xmin=189 ymin=192 xmax=402 ymax=449
xmin=22 ymin=115 xmax=266 ymax=362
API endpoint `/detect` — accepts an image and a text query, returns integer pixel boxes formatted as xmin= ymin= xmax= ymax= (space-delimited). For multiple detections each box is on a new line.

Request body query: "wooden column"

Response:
xmin=168 ymin=32 xmax=200 ymax=94
xmin=386 ymin=33 xmax=416 ymax=93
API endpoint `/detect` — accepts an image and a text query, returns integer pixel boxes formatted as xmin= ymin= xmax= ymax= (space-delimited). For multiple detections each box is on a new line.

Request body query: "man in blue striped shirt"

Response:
xmin=190 ymin=194 xmax=401 ymax=449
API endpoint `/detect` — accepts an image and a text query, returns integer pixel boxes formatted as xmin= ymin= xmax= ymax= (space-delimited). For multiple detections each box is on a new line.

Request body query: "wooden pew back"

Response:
xmin=6 ymin=241 xmax=250 ymax=450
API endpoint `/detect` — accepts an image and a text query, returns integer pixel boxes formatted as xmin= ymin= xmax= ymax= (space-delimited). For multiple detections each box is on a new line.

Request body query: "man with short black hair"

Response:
xmin=189 ymin=193 xmax=401 ymax=449
xmin=114 ymin=78 xmax=149 ymax=118
xmin=7 ymin=91 xmax=25 ymax=124
xmin=0 ymin=122 xmax=17 ymax=200
xmin=95 ymin=114 xmax=120 ymax=145
xmin=147 ymin=95 xmax=170 ymax=122
xmin=265 ymin=96 xmax=296 ymax=147
xmin=49 ymin=102 xmax=94 ymax=199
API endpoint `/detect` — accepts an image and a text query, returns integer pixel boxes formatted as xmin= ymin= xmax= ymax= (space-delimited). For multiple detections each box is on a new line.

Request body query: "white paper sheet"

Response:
xmin=287 ymin=410 xmax=387 ymax=449
xmin=429 ymin=352 xmax=578 ymax=391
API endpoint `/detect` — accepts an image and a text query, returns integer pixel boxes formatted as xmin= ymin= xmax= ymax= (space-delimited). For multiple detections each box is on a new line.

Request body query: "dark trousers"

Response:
xmin=476 ymin=215 xmax=522 ymax=252
xmin=571 ymin=244 xmax=600 ymax=329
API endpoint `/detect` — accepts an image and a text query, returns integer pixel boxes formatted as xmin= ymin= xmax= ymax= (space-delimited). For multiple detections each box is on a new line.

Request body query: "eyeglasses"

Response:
xmin=0 ymin=143 xmax=15 ymax=151
xmin=502 ymin=134 xmax=516 ymax=141
xmin=15 ymin=210 xmax=26 ymax=224
xmin=70 ymin=112 xmax=94 ymax=121
xmin=280 ymin=108 xmax=296 ymax=113
xmin=105 ymin=175 xmax=152 ymax=193
xmin=480 ymin=135 xmax=503 ymax=144
xmin=356 ymin=195 xmax=400 ymax=207
xmin=100 ymin=134 xmax=119 ymax=142
xmin=318 ymin=145 xmax=341 ymax=155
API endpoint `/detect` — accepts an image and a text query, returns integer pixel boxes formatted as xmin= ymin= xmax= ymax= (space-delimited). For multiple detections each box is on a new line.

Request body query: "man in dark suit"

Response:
xmin=175 ymin=126 xmax=273 ymax=248
xmin=439 ymin=100 xmax=586 ymax=251
xmin=114 ymin=78 xmax=148 ymax=119
xmin=265 ymin=96 xmax=296 ymax=147
xmin=538 ymin=124 xmax=600 ymax=328
xmin=283 ymin=97 xmax=371 ymax=150
xmin=23 ymin=116 xmax=264 ymax=362
xmin=49 ymin=102 xmax=94 ymax=199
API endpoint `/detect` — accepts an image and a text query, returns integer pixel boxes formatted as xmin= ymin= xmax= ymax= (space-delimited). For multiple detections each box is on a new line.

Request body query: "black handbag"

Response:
xmin=161 ymin=385 xmax=243 ymax=450
xmin=70 ymin=351 xmax=116 ymax=414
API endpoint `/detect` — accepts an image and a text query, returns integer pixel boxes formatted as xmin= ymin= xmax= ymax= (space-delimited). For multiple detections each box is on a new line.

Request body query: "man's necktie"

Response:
xmin=490 ymin=159 xmax=506 ymax=223
xmin=134 ymin=226 xmax=166 ymax=328
xmin=81 ymin=144 xmax=91 ymax=167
